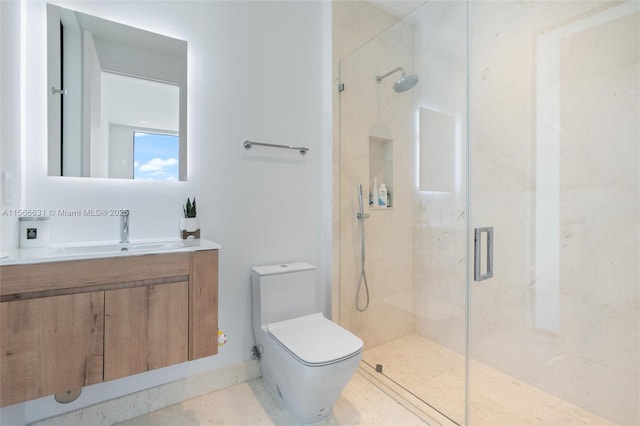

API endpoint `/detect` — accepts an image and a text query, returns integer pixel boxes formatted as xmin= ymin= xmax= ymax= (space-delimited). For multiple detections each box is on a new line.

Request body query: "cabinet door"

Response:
xmin=104 ymin=282 xmax=188 ymax=381
xmin=189 ymin=250 xmax=218 ymax=360
xmin=0 ymin=292 xmax=104 ymax=407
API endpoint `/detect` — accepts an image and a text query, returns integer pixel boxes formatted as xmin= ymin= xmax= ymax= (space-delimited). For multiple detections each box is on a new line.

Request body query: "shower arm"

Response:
xmin=376 ymin=67 xmax=405 ymax=84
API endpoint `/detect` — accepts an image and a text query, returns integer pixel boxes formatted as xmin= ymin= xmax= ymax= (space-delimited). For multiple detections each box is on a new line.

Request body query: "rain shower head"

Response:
xmin=393 ymin=74 xmax=419 ymax=93
xmin=376 ymin=67 xmax=419 ymax=93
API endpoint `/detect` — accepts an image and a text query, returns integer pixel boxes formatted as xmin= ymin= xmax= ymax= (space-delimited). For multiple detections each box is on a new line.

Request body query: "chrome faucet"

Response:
xmin=120 ymin=210 xmax=130 ymax=243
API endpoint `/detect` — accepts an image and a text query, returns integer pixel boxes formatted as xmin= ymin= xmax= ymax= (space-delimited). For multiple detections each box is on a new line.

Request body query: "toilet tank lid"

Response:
xmin=251 ymin=262 xmax=316 ymax=276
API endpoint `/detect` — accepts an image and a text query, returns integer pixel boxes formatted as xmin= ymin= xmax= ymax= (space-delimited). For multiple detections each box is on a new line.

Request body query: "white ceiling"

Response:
xmin=102 ymin=72 xmax=179 ymax=132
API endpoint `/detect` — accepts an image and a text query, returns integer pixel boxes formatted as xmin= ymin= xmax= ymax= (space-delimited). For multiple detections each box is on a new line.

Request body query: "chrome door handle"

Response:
xmin=474 ymin=227 xmax=494 ymax=281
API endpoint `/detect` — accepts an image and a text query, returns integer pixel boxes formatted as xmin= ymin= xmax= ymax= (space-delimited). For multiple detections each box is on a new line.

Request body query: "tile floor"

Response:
xmin=362 ymin=334 xmax=614 ymax=426
xmin=118 ymin=370 xmax=427 ymax=426
xmin=119 ymin=333 xmax=615 ymax=426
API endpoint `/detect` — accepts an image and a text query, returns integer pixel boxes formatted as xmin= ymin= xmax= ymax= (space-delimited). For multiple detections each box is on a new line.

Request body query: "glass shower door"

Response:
xmin=467 ymin=1 xmax=639 ymax=424
xmin=338 ymin=2 xmax=468 ymax=424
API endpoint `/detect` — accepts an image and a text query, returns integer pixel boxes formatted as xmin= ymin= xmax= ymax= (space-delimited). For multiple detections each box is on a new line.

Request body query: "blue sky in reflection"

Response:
xmin=133 ymin=132 xmax=179 ymax=180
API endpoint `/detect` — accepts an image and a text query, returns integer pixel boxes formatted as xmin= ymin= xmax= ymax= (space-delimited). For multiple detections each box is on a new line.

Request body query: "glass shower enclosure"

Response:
xmin=337 ymin=1 xmax=639 ymax=425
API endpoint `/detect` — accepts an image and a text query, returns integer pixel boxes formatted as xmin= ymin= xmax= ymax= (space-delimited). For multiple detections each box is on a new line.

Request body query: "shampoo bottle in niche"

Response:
xmin=371 ymin=179 xmax=379 ymax=208
xmin=378 ymin=184 xmax=388 ymax=207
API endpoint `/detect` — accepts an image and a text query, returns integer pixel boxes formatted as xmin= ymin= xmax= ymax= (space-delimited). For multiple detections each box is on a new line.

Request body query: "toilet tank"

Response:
xmin=251 ymin=263 xmax=319 ymax=327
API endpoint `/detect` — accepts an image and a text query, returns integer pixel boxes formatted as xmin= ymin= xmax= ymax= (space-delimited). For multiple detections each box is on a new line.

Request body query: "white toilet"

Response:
xmin=251 ymin=263 xmax=363 ymax=424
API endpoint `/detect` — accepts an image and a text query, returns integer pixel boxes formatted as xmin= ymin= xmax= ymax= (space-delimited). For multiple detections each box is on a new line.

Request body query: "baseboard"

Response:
xmin=32 ymin=360 xmax=261 ymax=426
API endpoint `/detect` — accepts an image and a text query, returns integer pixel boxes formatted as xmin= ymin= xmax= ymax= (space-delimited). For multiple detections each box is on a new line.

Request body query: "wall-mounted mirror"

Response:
xmin=47 ymin=4 xmax=187 ymax=180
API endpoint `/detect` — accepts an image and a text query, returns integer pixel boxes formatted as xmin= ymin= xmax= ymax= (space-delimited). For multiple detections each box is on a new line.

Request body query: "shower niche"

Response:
xmin=369 ymin=135 xmax=393 ymax=208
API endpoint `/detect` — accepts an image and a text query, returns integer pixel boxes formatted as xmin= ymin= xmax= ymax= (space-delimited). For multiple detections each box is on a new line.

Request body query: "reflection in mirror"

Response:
xmin=133 ymin=131 xmax=179 ymax=180
xmin=46 ymin=4 xmax=187 ymax=180
xmin=104 ymin=73 xmax=179 ymax=180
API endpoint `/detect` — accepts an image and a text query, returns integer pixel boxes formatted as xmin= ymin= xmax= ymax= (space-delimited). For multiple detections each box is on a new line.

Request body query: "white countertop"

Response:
xmin=0 ymin=238 xmax=221 ymax=266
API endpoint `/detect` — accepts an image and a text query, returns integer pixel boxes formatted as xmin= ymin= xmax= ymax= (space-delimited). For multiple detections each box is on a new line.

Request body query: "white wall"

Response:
xmin=0 ymin=0 xmax=22 ymax=252
xmin=0 ymin=1 xmax=331 ymax=424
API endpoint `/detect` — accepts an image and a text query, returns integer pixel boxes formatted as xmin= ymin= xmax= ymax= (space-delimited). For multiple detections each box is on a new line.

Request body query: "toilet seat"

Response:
xmin=267 ymin=313 xmax=363 ymax=367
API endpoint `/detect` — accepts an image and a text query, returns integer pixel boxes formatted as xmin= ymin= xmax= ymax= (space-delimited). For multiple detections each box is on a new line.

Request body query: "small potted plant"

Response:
xmin=180 ymin=197 xmax=200 ymax=239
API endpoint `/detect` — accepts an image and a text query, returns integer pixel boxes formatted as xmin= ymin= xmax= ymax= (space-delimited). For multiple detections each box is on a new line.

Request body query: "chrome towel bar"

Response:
xmin=243 ymin=140 xmax=309 ymax=155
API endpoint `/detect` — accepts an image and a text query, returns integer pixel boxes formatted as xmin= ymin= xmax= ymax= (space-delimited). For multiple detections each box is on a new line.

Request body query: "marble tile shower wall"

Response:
xmin=411 ymin=0 xmax=468 ymax=356
xmin=338 ymin=19 xmax=416 ymax=349
xmin=331 ymin=1 xmax=400 ymax=322
xmin=336 ymin=0 xmax=469 ymax=358
xmin=337 ymin=1 xmax=637 ymax=424
xmin=468 ymin=2 xmax=639 ymax=424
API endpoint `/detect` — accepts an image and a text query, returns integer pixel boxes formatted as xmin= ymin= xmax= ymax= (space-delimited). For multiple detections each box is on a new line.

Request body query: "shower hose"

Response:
xmin=356 ymin=184 xmax=370 ymax=312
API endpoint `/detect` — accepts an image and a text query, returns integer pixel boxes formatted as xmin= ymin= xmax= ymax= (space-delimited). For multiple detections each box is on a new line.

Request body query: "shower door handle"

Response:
xmin=474 ymin=227 xmax=494 ymax=281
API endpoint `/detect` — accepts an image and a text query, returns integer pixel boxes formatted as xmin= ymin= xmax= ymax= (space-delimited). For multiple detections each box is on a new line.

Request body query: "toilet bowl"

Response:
xmin=251 ymin=263 xmax=363 ymax=423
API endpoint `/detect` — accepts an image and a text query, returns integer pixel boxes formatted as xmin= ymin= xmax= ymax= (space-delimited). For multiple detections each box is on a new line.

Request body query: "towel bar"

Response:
xmin=243 ymin=140 xmax=309 ymax=155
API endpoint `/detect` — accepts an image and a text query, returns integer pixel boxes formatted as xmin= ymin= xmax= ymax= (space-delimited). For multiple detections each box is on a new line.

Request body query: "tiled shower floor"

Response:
xmin=362 ymin=333 xmax=614 ymax=425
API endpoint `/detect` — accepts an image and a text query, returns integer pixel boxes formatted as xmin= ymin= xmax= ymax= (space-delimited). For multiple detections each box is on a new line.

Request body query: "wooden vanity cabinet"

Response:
xmin=0 ymin=249 xmax=218 ymax=407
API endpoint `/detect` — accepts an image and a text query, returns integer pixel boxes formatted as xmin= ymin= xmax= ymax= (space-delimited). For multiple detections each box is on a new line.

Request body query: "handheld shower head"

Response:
xmin=357 ymin=184 xmax=370 ymax=221
xmin=376 ymin=66 xmax=419 ymax=93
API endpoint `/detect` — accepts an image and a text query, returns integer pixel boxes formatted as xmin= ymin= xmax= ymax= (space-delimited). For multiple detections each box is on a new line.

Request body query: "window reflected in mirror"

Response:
xmin=133 ymin=132 xmax=179 ymax=181
xmin=105 ymin=73 xmax=179 ymax=180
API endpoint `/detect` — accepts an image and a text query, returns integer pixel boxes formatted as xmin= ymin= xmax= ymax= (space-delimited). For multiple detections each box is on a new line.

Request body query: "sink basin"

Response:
xmin=61 ymin=240 xmax=185 ymax=255
xmin=0 ymin=239 xmax=220 ymax=266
